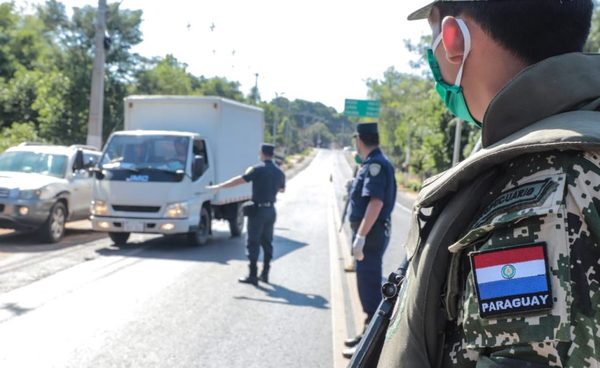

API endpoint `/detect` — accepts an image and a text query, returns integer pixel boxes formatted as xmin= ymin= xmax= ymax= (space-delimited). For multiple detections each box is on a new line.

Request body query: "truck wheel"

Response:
xmin=188 ymin=207 xmax=210 ymax=246
xmin=228 ymin=204 xmax=244 ymax=237
xmin=109 ymin=232 xmax=130 ymax=247
xmin=39 ymin=201 xmax=66 ymax=243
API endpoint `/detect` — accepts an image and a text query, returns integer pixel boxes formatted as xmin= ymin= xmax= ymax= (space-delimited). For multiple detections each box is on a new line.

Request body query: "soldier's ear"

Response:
xmin=441 ymin=16 xmax=465 ymax=65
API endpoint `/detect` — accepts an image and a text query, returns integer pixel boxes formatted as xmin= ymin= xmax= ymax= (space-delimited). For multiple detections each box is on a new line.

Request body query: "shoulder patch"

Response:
xmin=369 ymin=163 xmax=382 ymax=177
xmin=469 ymin=242 xmax=552 ymax=319
xmin=245 ymin=166 xmax=255 ymax=175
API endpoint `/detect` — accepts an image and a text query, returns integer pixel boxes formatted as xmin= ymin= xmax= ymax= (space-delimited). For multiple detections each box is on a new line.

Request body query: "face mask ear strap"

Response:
xmin=454 ymin=18 xmax=471 ymax=87
xmin=432 ymin=33 xmax=443 ymax=51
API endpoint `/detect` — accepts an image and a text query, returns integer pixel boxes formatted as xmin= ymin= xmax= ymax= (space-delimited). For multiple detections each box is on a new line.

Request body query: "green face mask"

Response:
xmin=426 ymin=19 xmax=481 ymax=128
xmin=354 ymin=153 xmax=362 ymax=165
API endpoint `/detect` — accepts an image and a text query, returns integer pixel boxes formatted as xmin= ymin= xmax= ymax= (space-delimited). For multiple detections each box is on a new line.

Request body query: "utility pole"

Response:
xmin=273 ymin=107 xmax=278 ymax=145
xmin=284 ymin=99 xmax=291 ymax=152
xmin=86 ymin=0 xmax=107 ymax=149
xmin=274 ymin=92 xmax=284 ymax=145
xmin=452 ymin=118 xmax=463 ymax=166
xmin=253 ymin=73 xmax=259 ymax=104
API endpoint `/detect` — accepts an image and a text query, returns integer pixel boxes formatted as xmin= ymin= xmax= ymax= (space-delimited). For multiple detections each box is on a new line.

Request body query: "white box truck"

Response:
xmin=90 ymin=96 xmax=264 ymax=246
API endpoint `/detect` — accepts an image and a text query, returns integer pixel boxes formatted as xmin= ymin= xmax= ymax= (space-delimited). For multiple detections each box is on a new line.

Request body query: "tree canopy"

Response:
xmin=1 ymin=0 xmax=599 ymax=183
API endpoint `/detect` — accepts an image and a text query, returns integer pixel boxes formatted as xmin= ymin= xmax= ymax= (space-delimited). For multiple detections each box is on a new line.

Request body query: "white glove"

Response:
xmin=352 ymin=235 xmax=366 ymax=261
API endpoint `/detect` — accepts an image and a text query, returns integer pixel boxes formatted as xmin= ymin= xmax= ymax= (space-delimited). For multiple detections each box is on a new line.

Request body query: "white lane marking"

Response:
xmin=328 ymin=157 xmax=349 ymax=368
xmin=396 ymin=202 xmax=412 ymax=214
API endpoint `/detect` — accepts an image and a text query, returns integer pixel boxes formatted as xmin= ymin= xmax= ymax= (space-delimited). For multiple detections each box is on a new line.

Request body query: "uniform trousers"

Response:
xmin=246 ymin=206 xmax=276 ymax=264
xmin=351 ymin=220 xmax=390 ymax=318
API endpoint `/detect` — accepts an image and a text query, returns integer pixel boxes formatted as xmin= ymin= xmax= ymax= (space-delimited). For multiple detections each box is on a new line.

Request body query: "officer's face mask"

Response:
xmin=354 ymin=153 xmax=362 ymax=165
xmin=426 ymin=18 xmax=481 ymax=128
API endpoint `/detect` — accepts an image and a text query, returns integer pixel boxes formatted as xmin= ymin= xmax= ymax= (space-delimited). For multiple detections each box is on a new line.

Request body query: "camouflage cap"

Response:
xmin=408 ymin=0 xmax=487 ymax=21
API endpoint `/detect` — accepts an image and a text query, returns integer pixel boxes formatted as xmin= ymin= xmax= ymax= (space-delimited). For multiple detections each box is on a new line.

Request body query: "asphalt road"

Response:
xmin=0 ymin=149 xmax=412 ymax=368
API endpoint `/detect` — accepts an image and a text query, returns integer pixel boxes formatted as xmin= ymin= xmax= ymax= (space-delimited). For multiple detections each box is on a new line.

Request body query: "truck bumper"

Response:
xmin=91 ymin=216 xmax=191 ymax=234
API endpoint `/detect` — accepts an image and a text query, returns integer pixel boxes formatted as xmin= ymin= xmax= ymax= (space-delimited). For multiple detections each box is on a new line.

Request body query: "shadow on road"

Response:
xmin=96 ymin=228 xmax=309 ymax=266
xmin=0 ymin=302 xmax=33 ymax=318
xmin=234 ymin=282 xmax=329 ymax=310
xmin=0 ymin=228 xmax=106 ymax=253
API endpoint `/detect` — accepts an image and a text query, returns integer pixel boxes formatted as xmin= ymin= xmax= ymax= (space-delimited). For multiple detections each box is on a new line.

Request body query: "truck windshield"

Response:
xmin=0 ymin=151 xmax=68 ymax=178
xmin=100 ymin=135 xmax=189 ymax=172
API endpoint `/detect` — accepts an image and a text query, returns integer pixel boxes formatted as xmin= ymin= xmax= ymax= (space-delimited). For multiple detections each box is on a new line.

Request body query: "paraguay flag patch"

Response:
xmin=470 ymin=243 xmax=552 ymax=318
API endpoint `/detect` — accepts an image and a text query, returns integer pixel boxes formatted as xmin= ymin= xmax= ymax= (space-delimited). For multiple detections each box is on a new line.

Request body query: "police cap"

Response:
xmin=261 ymin=143 xmax=275 ymax=156
xmin=354 ymin=122 xmax=379 ymax=137
xmin=408 ymin=0 xmax=489 ymax=21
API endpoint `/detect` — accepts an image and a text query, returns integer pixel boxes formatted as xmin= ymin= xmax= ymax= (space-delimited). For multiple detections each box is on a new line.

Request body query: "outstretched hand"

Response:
xmin=205 ymin=185 xmax=221 ymax=193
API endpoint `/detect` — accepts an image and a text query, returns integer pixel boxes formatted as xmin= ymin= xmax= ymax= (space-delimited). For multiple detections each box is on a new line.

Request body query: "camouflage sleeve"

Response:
xmin=444 ymin=150 xmax=600 ymax=368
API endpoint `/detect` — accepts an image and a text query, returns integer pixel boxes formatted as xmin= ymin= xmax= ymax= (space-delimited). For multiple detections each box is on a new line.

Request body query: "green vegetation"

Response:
xmin=0 ymin=1 xmax=353 ymax=156
xmin=0 ymin=1 xmax=598 ymax=184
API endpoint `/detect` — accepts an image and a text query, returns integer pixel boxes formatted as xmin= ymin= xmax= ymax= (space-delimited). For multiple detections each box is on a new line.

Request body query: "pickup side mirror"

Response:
xmin=72 ymin=149 xmax=84 ymax=172
xmin=192 ymin=155 xmax=206 ymax=181
xmin=91 ymin=167 xmax=105 ymax=180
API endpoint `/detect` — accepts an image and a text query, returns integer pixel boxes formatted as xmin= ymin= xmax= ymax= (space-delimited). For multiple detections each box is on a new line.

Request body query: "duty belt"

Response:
xmin=255 ymin=202 xmax=273 ymax=207
xmin=350 ymin=218 xmax=391 ymax=232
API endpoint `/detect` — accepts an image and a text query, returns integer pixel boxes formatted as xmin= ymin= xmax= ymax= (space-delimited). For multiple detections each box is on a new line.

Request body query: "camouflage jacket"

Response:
xmin=378 ymin=53 xmax=600 ymax=368
xmin=442 ymin=149 xmax=600 ymax=368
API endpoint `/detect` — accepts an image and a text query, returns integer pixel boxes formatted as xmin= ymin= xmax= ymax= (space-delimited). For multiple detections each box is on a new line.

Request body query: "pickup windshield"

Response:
xmin=0 ymin=151 xmax=68 ymax=178
xmin=101 ymin=135 xmax=190 ymax=172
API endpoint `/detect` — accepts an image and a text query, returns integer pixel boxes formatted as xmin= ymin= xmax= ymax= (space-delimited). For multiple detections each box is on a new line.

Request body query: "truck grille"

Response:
xmin=112 ymin=205 xmax=160 ymax=213
xmin=0 ymin=188 xmax=8 ymax=198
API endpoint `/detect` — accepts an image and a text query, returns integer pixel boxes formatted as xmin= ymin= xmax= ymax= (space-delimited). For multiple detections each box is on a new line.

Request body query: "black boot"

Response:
xmin=259 ymin=264 xmax=270 ymax=283
xmin=259 ymin=259 xmax=270 ymax=283
xmin=238 ymin=263 xmax=258 ymax=286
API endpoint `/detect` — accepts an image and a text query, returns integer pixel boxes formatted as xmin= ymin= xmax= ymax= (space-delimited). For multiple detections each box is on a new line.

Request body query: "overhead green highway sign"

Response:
xmin=343 ymin=99 xmax=380 ymax=118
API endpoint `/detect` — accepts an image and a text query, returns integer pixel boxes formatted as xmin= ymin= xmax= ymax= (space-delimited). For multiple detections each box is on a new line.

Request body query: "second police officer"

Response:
xmin=207 ymin=143 xmax=286 ymax=286
xmin=343 ymin=122 xmax=397 ymax=358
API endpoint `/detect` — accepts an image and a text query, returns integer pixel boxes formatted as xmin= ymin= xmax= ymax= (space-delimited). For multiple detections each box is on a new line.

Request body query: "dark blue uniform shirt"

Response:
xmin=242 ymin=159 xmax=285 ymax=203
xmin=349 ymin=148 xmax=396 ymax=223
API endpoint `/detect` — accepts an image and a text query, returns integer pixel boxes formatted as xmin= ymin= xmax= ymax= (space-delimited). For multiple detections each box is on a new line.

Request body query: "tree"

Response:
xmin=35 ymin=0 xmax=144 ymax=144
xmin=0 ymin=122 xmax=41 ymax=152
xmin=585 ymin=2 xmax=600 ymax=53
xmin=304 ymin=122 xmax=334 ymax=148
xmin=135 ymin=55 xmax=192 ymax=95
xmin=191 ymin=75 xmax=244 ymax=101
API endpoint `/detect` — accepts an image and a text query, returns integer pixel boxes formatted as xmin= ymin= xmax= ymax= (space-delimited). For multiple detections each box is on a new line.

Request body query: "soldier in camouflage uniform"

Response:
xmin=376 ymin=1 xmax=600 ymax=367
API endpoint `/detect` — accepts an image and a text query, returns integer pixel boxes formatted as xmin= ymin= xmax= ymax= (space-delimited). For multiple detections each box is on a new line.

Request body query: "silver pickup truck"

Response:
xmin=0 ymin=143 xmax=100 ymax=242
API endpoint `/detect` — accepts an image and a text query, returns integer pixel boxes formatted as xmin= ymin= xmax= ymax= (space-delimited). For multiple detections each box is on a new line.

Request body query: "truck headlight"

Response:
xmin=165 ymin=202 xmax=188 ymax=218
xmin=92 ymin=200 xmax=109 ymax=216
xmin=19 ymin=188 xmax=43 ymax=200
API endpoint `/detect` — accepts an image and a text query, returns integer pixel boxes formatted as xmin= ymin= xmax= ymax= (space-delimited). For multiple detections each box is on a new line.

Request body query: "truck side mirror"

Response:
xmin=73 ymin=149 xmax=84 ymax=172
xmin=192 ymin=155 xmax=205 ymax=181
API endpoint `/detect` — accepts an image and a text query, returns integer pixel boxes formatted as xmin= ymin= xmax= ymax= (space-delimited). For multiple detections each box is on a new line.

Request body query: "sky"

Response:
xmin=21 ymin=0 xmax=433 ymax=112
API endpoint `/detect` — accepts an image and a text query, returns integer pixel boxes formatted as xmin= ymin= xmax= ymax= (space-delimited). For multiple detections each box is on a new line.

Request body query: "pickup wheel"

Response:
xmin=228 ymin=204 xmax=244 ymax=237
xmin=188 ymin=207 xmax=210 ymax=246
xmin=109 ymin=232 xmax=130 ymax=247
xmin=39 ymin=201 xmax=66 ymax=243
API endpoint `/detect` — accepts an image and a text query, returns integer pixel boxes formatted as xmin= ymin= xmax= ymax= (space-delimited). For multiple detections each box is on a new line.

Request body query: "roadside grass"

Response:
xmin=396 ymin=172 xmax=422 ymax=193
xmin=280 ymin=147 xmax=314 ymax=171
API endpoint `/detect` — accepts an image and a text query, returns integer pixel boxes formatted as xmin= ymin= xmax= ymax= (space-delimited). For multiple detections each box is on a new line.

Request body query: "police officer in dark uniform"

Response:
xmin=207 ymin=143 xmax=286 ymax=286
xmin=343 ymin=122 xmax=396 ymax=358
